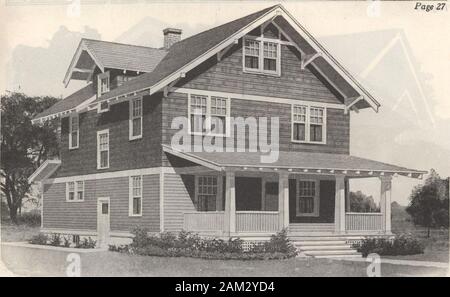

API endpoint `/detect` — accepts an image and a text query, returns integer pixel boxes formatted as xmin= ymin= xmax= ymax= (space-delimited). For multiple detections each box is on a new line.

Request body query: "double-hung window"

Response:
xmin=129 ymin=98 xmax=143 ymax=140
xmin=97 ymin=130 xmax=109 ymax=169
xmin=243 ymin=38 xmax=280 ymax=75
xmin=129 ymin=176 xmax=142 ymax=216
xmin=292 ymin=105 xmax=326 ymax=144
xmin=195 ymin=176 xmax=218 ymax=211
xmin=189 ymin=94 xmax=229 ymax=136
xmin=69 ymin=114 xmax=79 ymax=149
xmin=66 ymin=180 xmax=84 ymax=202
xmin=296 ymin=180 xmax=319 ymax=217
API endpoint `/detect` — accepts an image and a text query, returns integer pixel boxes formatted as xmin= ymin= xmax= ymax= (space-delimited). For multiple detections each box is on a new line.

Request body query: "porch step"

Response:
xmin=292 ymin=237 xmax=362 ymax=259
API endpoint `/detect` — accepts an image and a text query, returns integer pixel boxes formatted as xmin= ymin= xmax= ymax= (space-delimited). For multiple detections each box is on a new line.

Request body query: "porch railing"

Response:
xmin=345 ymin=212 xmax=383 ymax=231
xmin=236 ymin=211 xmax=279 ymax=233
xmin=183 ymin=212 xmax=224 ymax=232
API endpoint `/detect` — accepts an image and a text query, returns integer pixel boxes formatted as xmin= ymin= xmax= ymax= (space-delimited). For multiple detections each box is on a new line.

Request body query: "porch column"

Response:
xmin=334 ymin=174 xmax=346 ymax=233
xmin=278 ymin=172 xmax=290 ymax=229
xmin=224 ymin=171 xmax=236 ymax=236
xmin=380 ymin=176 xmax=392 ymax=234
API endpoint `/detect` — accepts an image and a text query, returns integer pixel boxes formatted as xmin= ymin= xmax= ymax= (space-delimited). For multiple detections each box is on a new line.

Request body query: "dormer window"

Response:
xmin=97 ymin=72 xmax=110 ymax=97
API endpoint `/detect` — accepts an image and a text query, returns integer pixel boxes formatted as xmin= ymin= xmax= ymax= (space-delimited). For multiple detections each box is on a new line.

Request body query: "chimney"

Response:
xmin=163 ymin=28 xmax=182 ymax=49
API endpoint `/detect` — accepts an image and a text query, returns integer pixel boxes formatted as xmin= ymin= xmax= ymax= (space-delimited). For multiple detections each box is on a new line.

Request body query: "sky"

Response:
xmin=1 ymin=1 xmax=449 ymax=205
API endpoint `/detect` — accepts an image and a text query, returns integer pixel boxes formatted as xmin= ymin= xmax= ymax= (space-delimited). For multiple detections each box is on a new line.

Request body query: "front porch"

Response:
xmin=163 ymin=145 xmax=425 ymax=239
xmin=181 ymin=171 xmax=392 ymax=238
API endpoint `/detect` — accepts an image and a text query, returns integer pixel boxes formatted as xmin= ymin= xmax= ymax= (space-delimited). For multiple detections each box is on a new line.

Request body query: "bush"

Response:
xmin=63 ymin=236 xmax=71 ymax=248
xmin=76 ymin=237 xmax=96 ymax=249
xmin=17 ymin=211 xmax=41 ymax=227
xmin=50 ymin=233 xmax=61 ymax=246
xmin=249 ymin=229 xmax=297 ymax=257
xmin=353 ymin=234 xmax=424 ymax=257
xmin=29 ymin=233 xmax=48 ymax=245
xmin=120 ymin=227 xmax=297 ymax=260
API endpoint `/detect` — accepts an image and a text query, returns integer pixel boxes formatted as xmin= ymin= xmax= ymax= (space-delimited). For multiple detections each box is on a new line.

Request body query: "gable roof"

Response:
xmin=32 ymin=84 xmax=95 ymax=122
xmin=63 ymin=39 xmax=167 ymax=86
xmin=92 ymin=5 xmax=278 ymax=103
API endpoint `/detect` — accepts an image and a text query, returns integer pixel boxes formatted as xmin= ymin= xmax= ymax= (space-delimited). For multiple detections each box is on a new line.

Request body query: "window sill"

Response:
xmin=69 ymin=146 xmax=79 ymax=151
xmin=129 ymin=214 xmax=142 ymax=217
xmin=291 ymin=139 xmax=326 ymax=145
xmin=243 ymin=69 xmax=281 ymax=77
xmin=129 ymin=135 xmax=143 ymax=141
xmin=97 ymin=167 xmax=109 ymax=170
xmin=295 ymin=213 xmax=319 ymax=217
xmin=66 ymin=200 xmax=84 ymax=203
xmin=188 ymin=131 xmax=229 ymax=138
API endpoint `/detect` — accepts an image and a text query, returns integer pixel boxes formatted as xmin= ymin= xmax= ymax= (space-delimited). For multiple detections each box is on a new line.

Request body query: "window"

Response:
xmin=196 ymin=176 xmax=218 ymax=211
xmin=69 ymin=114 xmax=79 ymax=149
xmin=292 ymin=105 xmax=326 ymax=144
xmin=129 ymin=176 xmax=142 ymax=216
xmin=129 ymin=98 xmax=143 ymax=140
xmin=97 ymin=130 xmax=109 ymax=169
xmin=189 ymin=94 xmax=229 ymax=136
xmin=296 ymin=180 xmax=319 ymax=216
xmin=244 ymin=39 xmax=260 ymax=70
xmin=66 ymin=180 xmax=84 ymax=202
xmin=243 ymin=38 xmax=280 ymax=75
xmin=97 ymin=72 xmax=110 ymax=97
xmin=98 ymin=101 xmax=109 ymax=113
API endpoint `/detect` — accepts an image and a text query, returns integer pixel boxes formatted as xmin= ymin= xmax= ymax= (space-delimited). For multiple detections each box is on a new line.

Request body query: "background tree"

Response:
xmin=1 ymin=92 xmax=59 ymax=223
xmin=406 ymin=169 xmax=449 ymax=237
xmin=349 ymin=190 xmax=380 ymax=212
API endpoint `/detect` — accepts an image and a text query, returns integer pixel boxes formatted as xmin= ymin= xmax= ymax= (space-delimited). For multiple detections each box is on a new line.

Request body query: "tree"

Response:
xmin=406 ymin=169 xmax=449 ymax=237
xmin=1 ymin=92 xmax=59 ymax=223
xmin=349 ymin=191 xmax=380 ymax=212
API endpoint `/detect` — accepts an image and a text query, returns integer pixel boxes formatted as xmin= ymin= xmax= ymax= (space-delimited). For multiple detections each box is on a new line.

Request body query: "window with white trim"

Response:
xmin=69 ymin=114 xmax=79 ymax=149
xmin=195 ymin=176 xmax=218 ymax=211
xmin=243 ymin=38 xmax=280 ymax=75
xmin=97 ymin=72 xmax=110 ymax=97
xmin=129 ymin=97 xmax=143 ymax=140
xmin=66 ymin=180 xmax=84 ymax=202
xmin=296 ymin=180 xmax=319 ymax=216
xmin=97 ymin=130 xmax=109 ymax=169
xmin=292 ymin=105 xmax=326 ymax=144
xmin=129 ymin=176 xmax=142 ymax=216
xmin=189 ymin=94 xmax=229 ymax=136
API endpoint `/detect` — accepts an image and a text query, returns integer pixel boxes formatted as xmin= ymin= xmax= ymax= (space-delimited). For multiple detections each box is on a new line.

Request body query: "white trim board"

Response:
xmin=44 ymin=167 xmax=172 ymax=184
xmin=173 ymin=88 xmax=345 ymax=110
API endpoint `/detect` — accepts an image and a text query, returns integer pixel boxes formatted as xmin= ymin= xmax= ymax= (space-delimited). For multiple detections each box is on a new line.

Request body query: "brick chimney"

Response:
xmin=163 ymin=28 xmax=182 ymax=49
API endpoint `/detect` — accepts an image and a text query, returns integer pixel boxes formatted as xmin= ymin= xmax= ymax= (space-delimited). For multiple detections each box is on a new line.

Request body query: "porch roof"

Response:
xmin=28 ymin=159 xmax=61 ymax=183
xmin=162 ymin=145 xmax=426 ymax=178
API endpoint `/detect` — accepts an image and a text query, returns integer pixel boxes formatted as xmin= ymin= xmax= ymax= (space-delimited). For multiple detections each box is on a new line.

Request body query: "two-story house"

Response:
xmin=29 ymin=5 xmax=425 ymax=257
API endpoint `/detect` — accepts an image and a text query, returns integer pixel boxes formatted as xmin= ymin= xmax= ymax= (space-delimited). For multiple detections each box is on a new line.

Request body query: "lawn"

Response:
xmin=1 ymin=244 xmax=447 ymax=277
xmin=0 ymin=222 xmax=40 ymax=242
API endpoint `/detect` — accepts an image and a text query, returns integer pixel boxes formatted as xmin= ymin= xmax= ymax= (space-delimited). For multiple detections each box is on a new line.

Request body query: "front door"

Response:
xmin=97 ymin=197 xmax=110 ymax=248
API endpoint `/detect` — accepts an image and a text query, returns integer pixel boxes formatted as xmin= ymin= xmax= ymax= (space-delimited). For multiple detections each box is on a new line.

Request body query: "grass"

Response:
xmin=0 ymin=222 xmax=40 ymax=242
xmin=1 ymin=245 xmax=447 ymax=277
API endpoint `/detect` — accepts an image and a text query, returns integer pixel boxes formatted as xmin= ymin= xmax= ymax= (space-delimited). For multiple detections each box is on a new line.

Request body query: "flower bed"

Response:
xmin=109 ymin=227 xmax=297 ymax=260
xmin=29 ymin=233 xmax=96 ymax=249
xmin=352 ymin=234 xmax=424 ymax=257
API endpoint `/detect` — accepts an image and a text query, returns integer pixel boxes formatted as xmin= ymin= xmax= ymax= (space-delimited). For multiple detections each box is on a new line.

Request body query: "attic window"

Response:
xmin=243 ymin=37 xmax=280 ymax=76
xmin=97 ymin=72 xmax=110 ymax=97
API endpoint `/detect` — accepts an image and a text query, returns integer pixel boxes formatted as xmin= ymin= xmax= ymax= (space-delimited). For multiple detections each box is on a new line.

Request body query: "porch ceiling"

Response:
xmin=162 ymin=144 xmax=426 ymax=178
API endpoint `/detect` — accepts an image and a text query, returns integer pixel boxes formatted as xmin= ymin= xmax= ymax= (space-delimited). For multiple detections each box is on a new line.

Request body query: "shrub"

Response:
xmin=29 ymin=233 xmax=48 ymax=245
xmin=63 ymin=236 xmax=71 ymax=248
xmin=123 ymin=227 xmax=297 ymax=260
xmin=109 ymin=244 xmax=130 ymax=253
xmin=76 ymin=237 xmax=96 ymax=249
xmin=353 ymin=234 xmax=424 ymax=257
xmin=50 ymin=233 xmax=61 ymax=246
xmin=18 ymin=211 xmax=41 ymax=227
xmin=249 ymin=229 xmax=297 ymax=257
